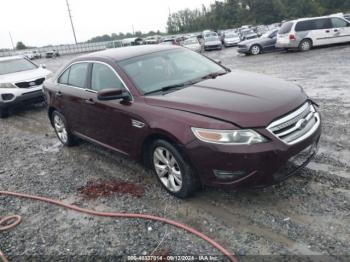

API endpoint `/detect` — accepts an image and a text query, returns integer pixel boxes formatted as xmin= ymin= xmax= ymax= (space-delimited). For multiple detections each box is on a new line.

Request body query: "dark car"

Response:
xmin=238 ymin=29 xmax=280 ymax=55
xmin=43 ymin=45 xmax=321 ymax=198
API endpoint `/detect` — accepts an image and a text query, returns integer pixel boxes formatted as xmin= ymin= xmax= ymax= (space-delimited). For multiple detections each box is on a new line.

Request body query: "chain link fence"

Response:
xmin=0 ymin=40 xmax=123 ymax=58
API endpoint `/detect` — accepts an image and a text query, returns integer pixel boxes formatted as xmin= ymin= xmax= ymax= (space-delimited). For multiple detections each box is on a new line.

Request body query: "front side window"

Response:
xmin=118 ymin=49 xmax=226 ymax=95
xmin=58 ymin=68 xmax=70 ymax=84
xmin=332 ymin=18 xmax=348 ymax=28
xmin=67 ymin=63 xmax=89 ymax=88
xmin=91 ymin=63 xmax=123 ymax=91
xmin=0 ymin=58 xmax=37 ymax=75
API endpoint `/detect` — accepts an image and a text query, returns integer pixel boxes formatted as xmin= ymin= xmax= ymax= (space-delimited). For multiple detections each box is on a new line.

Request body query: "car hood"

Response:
xmin=144 ymin=70 xmax=307 ymax=128
xmin=204 ymin=40 xmax=221 ymax=45
xmin=0 ymin=67 xmax=51 ymax=83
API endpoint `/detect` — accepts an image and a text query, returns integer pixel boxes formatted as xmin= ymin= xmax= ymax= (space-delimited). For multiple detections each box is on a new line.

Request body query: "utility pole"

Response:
xmin=132 ymin=25 xmax=135 ymax=36
xmin=8 ymin=32 xmax=15 ymax=50
xmin=65 ymin=0 xmax=78 ymax=44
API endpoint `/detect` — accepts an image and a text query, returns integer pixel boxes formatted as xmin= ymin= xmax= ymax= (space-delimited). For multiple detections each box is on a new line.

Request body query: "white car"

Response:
xmin=183 ymin=37 xmax=202 ymax=52
xmin=0 ymin=56 xmax=52 ymax=118
xmin=276 ymin=14 xmax=350 ymax=51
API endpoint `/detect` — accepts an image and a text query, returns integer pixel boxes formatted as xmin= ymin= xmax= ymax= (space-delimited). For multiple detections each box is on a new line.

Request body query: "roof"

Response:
xmin=78 ymin=45 xmax=180 ymax=62
xmin=0 ymin=55 xmax=24 ymax=62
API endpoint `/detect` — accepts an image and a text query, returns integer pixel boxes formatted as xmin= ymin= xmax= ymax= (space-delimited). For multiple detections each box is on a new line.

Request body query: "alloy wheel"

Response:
xmin=301 ymin=41 xmax=311 ymax=51
xmin=53 ymin=114 xmax=68 ymax=143
xmin=153 ymin=146 xmax=183 ymax=192
xmin=251 ymin=45 xmax=260 ymax=55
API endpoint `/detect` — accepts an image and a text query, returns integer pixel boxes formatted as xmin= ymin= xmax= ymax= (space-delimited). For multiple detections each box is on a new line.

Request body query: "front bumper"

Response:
xmin=0 ymin=88 xmax=44 ymax=109
xmin=204 ymin=44 xmax=222 ymax=50
xmin=185 ymin=123 xmax=321 ymax=189
xmin=237 ymin=46 xmax=250 ymax=54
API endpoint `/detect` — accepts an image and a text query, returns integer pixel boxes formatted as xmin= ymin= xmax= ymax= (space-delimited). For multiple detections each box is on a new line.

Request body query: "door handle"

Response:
xmin=334 ymin=29 xmax=339 ymax=32
xmin=56 ymin=91 xmax=62 ymax=97
xmin=84 ymin=98 xmax=95 ymax=105
xmin=325 ymin=30 xmax=330 ymax=33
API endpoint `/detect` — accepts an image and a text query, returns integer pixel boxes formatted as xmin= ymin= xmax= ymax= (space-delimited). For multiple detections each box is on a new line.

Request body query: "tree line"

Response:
xmin=167 ymin=0 xmax=350 ymax=33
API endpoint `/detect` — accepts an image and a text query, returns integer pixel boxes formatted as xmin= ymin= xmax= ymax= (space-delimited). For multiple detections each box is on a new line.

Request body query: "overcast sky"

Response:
xmin=0 ymin=0 xmax=216 ymax=49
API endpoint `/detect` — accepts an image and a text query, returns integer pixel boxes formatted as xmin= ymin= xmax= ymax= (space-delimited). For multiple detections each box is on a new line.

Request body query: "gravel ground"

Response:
xmin=1 ymin=44 xmax=350 ymax=261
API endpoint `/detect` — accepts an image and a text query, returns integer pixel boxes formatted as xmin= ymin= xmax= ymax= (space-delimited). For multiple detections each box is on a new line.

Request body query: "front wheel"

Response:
xmin=52 ymin=111 xmax=76 ymax=146
xmin=250 ymin=45 xmax=261 ymax=55
xmin=149 ymin=139 xmax=199 ymax=198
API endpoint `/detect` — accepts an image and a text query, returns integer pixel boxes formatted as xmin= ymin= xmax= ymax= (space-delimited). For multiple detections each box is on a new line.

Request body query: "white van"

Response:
xmin=276 ymin=14 xmax=350 ymax=51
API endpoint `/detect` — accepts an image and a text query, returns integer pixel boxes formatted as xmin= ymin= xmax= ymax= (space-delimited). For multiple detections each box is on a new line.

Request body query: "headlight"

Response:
xmin=191 ymin=127 xmax=267 ymax=145
xmin=0 ymin=83 xmax=16 ymax=89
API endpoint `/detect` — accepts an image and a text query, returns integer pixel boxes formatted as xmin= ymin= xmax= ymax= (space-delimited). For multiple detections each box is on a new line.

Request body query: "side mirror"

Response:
xmin=97 ymin=88 xmax=131 ymax=102
xmin=40 ymin=64 xmax=46 ymax=69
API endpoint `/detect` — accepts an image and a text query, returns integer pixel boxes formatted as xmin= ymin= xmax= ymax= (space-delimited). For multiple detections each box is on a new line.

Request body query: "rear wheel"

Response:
xmin=0 ymin=108 xmax=9 ymax=118
xmin=149 ymin=139 xmax=199 ymax=198
xmin=250 ymin=45 xmax=261 ymax=55
xmin=299 ymin=39 xmax=312 ymax=51
xmin=51 ymin=111 xmax=76 ymax=146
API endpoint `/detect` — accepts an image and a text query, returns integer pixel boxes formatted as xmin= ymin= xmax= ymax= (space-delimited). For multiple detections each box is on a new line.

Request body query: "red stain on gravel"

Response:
xmin=78 ymin=179 xmax=144 ymax=198
xmin=147 ymin=249 xmax=171 ymax=261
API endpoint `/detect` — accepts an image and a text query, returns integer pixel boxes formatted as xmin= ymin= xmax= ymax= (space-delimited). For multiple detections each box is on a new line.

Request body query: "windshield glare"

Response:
xmin=0 ymin=58 xmax=37 ymax=75
xmin=118 ymin=49 xmax=226 ymax=95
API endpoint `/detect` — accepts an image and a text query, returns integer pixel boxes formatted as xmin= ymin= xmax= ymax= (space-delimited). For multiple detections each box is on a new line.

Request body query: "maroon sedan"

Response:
xmin=43 ymin=45 xmax=321 ymax=198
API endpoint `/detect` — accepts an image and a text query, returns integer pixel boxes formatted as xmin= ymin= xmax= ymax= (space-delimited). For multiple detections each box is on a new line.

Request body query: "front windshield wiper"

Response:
xmin=201 ymin=71 xmax=228 ymax=80
xmin=144 ymin=81 xmax=193 ymax=96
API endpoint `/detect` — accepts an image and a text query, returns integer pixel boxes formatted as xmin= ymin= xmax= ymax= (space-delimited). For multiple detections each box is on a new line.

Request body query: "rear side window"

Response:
xmin=58 ymin=68 xmax=70 ymax=84
xmin=295 ymin=20 xmax=314 ymax=31
xmin=68 ymin=63 xmax=89 ymax=88
xmin=91 ymin=63 xmax=124 ymax=91
xmin=279 ymin=22 xmax=293 ymax=34
xmin=332 ymin=18 xmax=348 ymax=28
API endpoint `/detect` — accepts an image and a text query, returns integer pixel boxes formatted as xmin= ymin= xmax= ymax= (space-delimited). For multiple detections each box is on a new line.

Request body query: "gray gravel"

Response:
xmin=1 ymin=44 xmax=350 ymax=261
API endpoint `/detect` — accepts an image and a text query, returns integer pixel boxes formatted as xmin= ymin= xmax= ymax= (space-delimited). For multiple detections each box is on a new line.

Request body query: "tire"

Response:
xmin=250 ymin=44 xmax=261 ymax=55
xmin=299 ymin=39 xmax=312 ymax=51
xmin=0 ymin=108 xmax=9 ymax=119
xmin=51 ymin=111 xmax=76 ymax=146
xmin=148 ymin=139 xmax=199 ymax=198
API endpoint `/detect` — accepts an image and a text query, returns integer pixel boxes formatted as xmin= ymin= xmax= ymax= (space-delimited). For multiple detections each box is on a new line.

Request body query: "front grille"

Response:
xmin=15 ymin=77 xmax=45 ymax=88
xmin=267 ymin=102 xmax=320 ymax=145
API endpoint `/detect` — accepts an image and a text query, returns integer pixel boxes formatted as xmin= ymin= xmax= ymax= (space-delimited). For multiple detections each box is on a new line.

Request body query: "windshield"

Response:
xmin=118 ymin=49 xmax=226 ymax=95
xmin=225 ymin=33 xmax=238 ymax=38
xmin=0 ymin=58 xmax=37 ymax=75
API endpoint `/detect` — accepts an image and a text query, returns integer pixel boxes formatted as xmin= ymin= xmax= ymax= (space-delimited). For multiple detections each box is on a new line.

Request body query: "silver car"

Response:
xmin=238 ymin=29 xmax=280 ymax=55
xmin=0 ymin=56 xmax=52 ymax=117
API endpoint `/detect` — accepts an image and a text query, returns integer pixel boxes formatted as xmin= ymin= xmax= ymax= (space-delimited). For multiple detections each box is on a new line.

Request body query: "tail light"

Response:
xmin=289 ymin=34 xmax=296 ymax=40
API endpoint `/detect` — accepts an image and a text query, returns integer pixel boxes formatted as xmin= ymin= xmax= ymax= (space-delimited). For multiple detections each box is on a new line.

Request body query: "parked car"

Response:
xmin=0 ymin=56 xmax=52 ymax=117
xmin=45 ymin=49 xmax=60 ymax=58
xmin=223 ymin=32 xmax=241 ymax=47
xmin=238 ymin=29 xmax=280 ymax=55
xmin=239 ymin=29 xmax=259 ymax=41
xmin=21 ymin=51 xmax=35 ymax=60
xmin=182 ymin=37 xmax=202 ymax=52
xmin=203 ymin=32 xmax=222 ymax=51
xmin=44 ymin=45 xmax=321 ymax=198
xmin=160 ymin=38 xmax=180 ymax=46
xmin=32 ymin=50 xmax=42 ymax=59
xmin=276 ymin=14 xmax=350 ymax=51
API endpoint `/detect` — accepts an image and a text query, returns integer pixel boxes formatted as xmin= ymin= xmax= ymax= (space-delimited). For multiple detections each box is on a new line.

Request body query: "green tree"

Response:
xmin=16 ymin=41 xmax=27 ymax=50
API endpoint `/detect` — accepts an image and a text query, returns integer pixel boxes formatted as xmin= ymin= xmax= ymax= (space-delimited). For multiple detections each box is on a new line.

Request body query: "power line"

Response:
xmin=65 ymin=0 xmax=78 ymax=44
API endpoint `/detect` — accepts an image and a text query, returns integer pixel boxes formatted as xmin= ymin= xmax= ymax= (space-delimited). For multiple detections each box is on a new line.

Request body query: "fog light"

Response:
xmin=213 ymin=170 xmax=247 ymax=180
xmin=2 ymin=94 xmax=14 ymax=101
